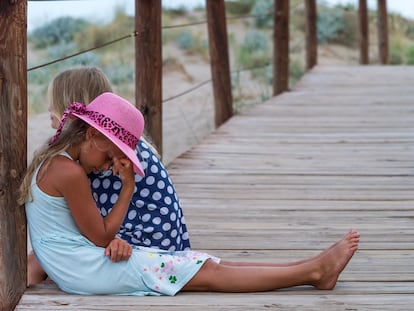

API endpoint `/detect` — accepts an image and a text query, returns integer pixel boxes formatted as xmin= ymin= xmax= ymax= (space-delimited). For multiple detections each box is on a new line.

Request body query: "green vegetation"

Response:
xmin=27 ymin=3 xmax=414 ymax=116
xmin=30 ymin=17 xmax=90 ymax=48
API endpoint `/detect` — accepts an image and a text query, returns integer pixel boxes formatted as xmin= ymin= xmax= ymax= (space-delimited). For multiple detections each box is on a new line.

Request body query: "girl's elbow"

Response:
xmin=89 ymin=235 xmax=113 ymax=248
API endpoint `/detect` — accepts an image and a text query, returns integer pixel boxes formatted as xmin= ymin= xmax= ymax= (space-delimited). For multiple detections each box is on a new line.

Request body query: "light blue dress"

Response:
xmin=26 ymin=153 xmax=219 ymax=296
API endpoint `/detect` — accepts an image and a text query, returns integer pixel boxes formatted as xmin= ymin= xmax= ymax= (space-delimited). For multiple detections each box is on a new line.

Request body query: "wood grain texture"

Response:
xmin=17 ymin=65 xmax=414 ymax=310
xmin=0 ymin=1 xmax=28 ymax=310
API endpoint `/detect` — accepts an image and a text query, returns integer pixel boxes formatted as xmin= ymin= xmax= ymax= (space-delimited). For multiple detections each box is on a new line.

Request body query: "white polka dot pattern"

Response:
xmin=89 ymin=140 xmax=191 ymax=251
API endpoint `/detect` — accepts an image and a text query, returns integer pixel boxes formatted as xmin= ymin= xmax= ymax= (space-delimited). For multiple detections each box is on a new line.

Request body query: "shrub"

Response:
xmin=225 ymin=0 xmax=256 ymax=15
xmin=335 ymin=9 xmax=358 ymax=47
xmin=405 ymin=45 xmax=414 ymax=64
xmin=289 ymin=59 xmax=305 ymax=85
xmin=388 ymin=34 xmax=406 ymax=64
xmin=177 ymin=31 xmax=195 ymax=50
xmin=30 ymin=17 xmax=90 ymax=48
xmin=74 ymin=9 xmax=134 ymax=51
xmin=262 ymin=59 xmax=305 ymax=87
xmin=103 ymin=62 xmax=135 ymax=85
xmin=251 ymin=0 xmax=273 ymax=28
xmin=317 ymin=6 xmax=345 ymax=44
xmin=46 ymin=42 xmax=101 ymax=67
xmin=175 ymin=31 xmax=209 ymax=60
xmin=237 ymin=31 xmax=270 ymax=68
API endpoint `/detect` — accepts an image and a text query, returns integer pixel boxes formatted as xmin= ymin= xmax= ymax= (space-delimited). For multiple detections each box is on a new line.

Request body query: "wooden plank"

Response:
xmin=135 ymin=0 xmax=163 ymax=155
xmin=305 ymin=0 xmax=317 ymax=69
xmin=359 ymin=0 xmax=369 ymax=64
xmin=206 ymin=0 xmax=233 ymax=127
xmin=16 ymin=291 xmax=414 ymax=311
xmin=18 ymin=66 xmax=414 ymax=310
xmin=23 ymin=279 xmax=414 ymax=296
xmin=273 ymin=0 xmax=290 ymax=95
xmin=377 ymin=0 xmax=389 ymax=64
xmin=0 ymin=1 xmax=28 ymax=310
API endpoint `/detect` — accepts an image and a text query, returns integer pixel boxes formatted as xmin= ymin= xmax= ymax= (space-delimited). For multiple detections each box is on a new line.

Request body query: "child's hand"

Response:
xmin=105 ymin=238 xmax=132 ymax=262
xmin=112 ymin=157 xmax=134 ymax=185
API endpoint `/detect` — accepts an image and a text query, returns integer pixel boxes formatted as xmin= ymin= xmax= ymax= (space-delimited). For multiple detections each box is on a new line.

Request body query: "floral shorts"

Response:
xmin=134 ymin=246 xmax=220 ymax=296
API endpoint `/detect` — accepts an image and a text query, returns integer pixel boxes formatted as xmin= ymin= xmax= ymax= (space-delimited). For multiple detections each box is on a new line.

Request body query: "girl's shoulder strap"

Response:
xmin=59 ymin=151 xmax=73 ymax=160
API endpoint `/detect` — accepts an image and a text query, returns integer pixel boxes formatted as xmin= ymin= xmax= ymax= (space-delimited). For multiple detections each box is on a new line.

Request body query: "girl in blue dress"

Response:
xmin=49 ymin=67 xmax=190 ymax=251
xmin=20 ymin=92 xmax=360 ymax=295
xmin=28 ymin=67 xmax=190 ymax=286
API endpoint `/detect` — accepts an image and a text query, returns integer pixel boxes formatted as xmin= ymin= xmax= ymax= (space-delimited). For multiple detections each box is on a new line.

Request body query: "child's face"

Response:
xmin=79 ymin=134 xmax=126 ymax=175
xmin=48 ymin=101 xmax=61 ymax=129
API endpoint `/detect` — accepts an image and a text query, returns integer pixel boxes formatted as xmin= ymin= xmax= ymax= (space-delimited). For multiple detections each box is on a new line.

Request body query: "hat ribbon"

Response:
xmin=49 ymin=102 xmax=139 ymax=149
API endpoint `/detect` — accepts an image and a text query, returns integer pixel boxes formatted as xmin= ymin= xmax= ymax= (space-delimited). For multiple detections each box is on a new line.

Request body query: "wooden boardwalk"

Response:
xmin=17 ymin=65 xmax=414 ymax=310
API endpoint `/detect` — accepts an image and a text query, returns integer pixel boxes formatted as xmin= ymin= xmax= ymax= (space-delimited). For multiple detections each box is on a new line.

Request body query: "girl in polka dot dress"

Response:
xmin=89 ymin=138 xmax=190 ymax=251
xmin=28 ymin=67 xmax=189 ymax=286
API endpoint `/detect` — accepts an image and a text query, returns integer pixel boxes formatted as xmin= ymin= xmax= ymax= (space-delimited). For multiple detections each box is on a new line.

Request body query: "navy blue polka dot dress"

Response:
xmin=89 ymin=140 xmax=191 ymax=251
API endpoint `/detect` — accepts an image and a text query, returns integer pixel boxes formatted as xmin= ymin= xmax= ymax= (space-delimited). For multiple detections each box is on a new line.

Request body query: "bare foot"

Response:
xmin=299 ymin=229 xmax=359 ymax=265
xmin=273 ymin=229 xmax=360 ymax=268
xmin=313 ymin=230 xmax=359 ymax=290
xmin=316 ymin=229 xmax=359 ymax=259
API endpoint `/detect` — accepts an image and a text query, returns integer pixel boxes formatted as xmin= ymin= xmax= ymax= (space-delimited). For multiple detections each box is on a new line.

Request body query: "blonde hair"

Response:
xmin=48 ymin=66 xmax=158 ymax=157
xmin=19 ymin=67 xmax=158 ymax=204
xmin=18 ymin=120 xmax=89 ymax=205
xmin=49 ymin=66 xmax=113 ymax=117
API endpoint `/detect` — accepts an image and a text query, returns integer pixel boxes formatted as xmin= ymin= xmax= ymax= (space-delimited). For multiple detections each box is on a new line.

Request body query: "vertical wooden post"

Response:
xmin=135 ymin=0 xmax=163 ymax=156
xmin=359 ymin=0 xmax=369 ymax=64
xmin=273 ymin=0 xmax=289 ymax=95
xmin=206 ymin=0 xmax=233 ymax=127
xmin=305 ymin=0 xmax=317 ymax=70
xmin=0 ymin=1 xmax=28 ymax=309
xmin=377 ymin=0 xmax=389 ymax=64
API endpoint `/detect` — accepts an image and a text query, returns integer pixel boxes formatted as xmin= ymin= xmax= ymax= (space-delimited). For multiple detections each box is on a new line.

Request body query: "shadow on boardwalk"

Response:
xmin=18 ymin=65 xmax=414 ymax=310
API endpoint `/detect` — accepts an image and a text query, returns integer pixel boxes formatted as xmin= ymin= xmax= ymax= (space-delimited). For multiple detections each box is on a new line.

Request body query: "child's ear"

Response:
xmin=85 ymin=127 xmax=99 ymax=139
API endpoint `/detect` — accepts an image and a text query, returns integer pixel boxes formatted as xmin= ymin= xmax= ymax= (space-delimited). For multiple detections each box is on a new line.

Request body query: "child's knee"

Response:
xmin=182 ymin=259 xmax=221 ymax=291
xmin=27 ymin=251 xmax=47 ymax=286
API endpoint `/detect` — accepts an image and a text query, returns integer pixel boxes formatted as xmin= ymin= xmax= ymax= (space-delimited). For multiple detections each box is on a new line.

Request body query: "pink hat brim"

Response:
xmin=72 ymin=113 xmax=145 ymax=177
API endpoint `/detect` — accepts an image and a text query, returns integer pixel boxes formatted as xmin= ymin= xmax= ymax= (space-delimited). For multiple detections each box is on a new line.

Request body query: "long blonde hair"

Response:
xmin=20 ymin=67 xmax=158 ymax=204
xmin=49 ymin=66 xmax=113 ymax=116
xmin=49 ymin=66 xmax=158 ymax=157
xmin=18 ymin=120 xmax=89 ymax=205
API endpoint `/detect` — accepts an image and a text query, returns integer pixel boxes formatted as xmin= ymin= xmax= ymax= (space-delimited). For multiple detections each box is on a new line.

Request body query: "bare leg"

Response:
xmin=220 ymin=229 xmax=359 ymax=268
xmin=27 ymin=251 xmax=47 ymax=286
xmin=182 ymin=231 xmax=359 ymax=292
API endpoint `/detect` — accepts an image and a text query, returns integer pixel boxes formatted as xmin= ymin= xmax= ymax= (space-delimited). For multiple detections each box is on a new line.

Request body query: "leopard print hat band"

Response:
xmin=50 ymin=102 xmax=139 ymax=149
xmin=49 ymin=92 xmax=145 ymax=176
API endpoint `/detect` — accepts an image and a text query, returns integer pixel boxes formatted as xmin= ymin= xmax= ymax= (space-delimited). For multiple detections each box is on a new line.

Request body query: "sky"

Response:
xmin=28 ymin=0 xmax=414 ymax=32
xmin=27 ymin=0 xmax=203 ymax=31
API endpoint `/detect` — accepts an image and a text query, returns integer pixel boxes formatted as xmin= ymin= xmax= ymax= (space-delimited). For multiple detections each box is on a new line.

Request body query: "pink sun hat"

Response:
xmin=50 ymin=92 xmax=145 ymax=176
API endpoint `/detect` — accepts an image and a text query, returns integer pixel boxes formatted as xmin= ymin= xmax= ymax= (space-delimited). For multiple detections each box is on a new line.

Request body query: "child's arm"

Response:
xmin=50 ymin=156 xmax=134 ymax=247
xmin=104 ymin=238 xmax=133 ymax=262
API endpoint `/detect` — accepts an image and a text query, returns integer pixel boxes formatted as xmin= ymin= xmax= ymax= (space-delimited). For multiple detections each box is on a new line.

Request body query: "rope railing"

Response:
xmin=25 ymin=0 xmax=391 ymax=115
xmin=27 ymin=31 xmax=139 ymax=72
xmin=27 ymin=8 xmax=279 ymax=107
xmin=162 ymin=60 xmax=272 ymax=103
xmin=26 ymin=1 xmax=312 ymax=154
xmin=26 ymin=3 xmax=282 ymax=157
xmin=26 ymin=0 xmax=320 ymax=151
xmin=27 ymin=10 xmax=276 ymax=72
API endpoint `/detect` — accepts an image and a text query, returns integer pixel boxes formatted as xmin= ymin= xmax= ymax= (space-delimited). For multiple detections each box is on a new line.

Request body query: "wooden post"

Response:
xmin=206 ymin=0 xmax=233 ymax=127
xmin=359 ymin=0 xmax=369 ymax=64
xmin=135 ymin=0 xmax=163 ymax=156
xmin=377 ymin=0 xmax=389 ymax=64
xmin=0 ymin=1 xmax=28 ymax=310
xmin=273 ymin=0 xmax=289 ymax=95
xmin=305 ymin=0 xmax=317 ymax=70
